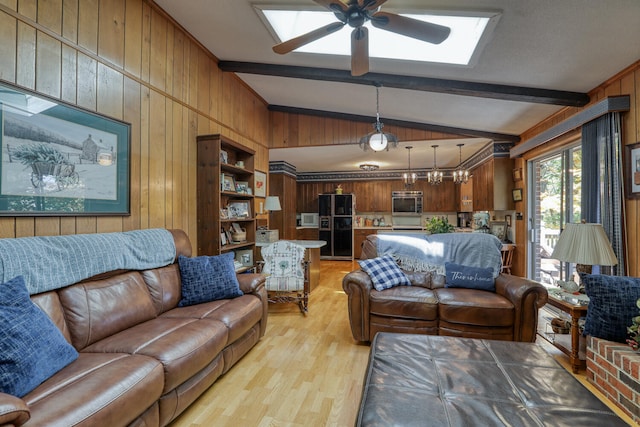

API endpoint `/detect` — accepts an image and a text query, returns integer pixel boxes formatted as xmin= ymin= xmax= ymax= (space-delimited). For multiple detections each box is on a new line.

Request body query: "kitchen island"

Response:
xmin=256 ymin=240 xmax=326 ymax=291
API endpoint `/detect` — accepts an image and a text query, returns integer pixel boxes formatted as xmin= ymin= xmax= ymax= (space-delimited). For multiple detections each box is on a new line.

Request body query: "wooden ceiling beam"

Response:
xmin=219 ymin=61 xmax=590 ymax=107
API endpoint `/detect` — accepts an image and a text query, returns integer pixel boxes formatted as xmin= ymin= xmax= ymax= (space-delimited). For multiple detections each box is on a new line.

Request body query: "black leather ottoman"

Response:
xmin=356 ymin=332 xmax=627 ymax=426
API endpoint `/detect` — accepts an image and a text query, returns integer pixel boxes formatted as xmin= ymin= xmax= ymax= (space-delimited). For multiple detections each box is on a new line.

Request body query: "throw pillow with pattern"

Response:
xmin=359 ymin=255 xmax=411 ymax=291
xmin=178 ymin=252 xmax=243 ymax=306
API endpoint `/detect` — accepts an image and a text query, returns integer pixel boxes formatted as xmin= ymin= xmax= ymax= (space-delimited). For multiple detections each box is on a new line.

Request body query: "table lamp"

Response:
xmin=550 ymin=221 xmax=618 ymax=277
xmin=264 ymin=196 xmax=281 ymax=213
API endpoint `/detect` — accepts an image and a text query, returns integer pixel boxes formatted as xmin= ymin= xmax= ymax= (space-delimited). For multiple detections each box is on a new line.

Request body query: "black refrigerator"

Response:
xmin=319 ymin=194 xmax=354 ymax=260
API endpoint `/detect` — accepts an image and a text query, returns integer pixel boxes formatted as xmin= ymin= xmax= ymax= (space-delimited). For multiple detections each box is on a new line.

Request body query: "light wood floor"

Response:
xmin=170 ymin=260 xmax=635 ymax=427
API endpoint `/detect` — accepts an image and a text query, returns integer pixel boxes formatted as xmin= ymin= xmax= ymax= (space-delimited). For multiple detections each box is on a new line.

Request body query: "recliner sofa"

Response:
xmin=0 ymin=229 xmax=268 ymax=427
xmin=342 ymin=234 xmax=547 ymax=343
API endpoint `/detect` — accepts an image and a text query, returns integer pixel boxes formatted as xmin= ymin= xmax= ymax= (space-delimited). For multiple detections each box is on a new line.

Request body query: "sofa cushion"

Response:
xmin=445 ymin=262 xmax=495 ymax=292
xmin=0 ymin=276 xmax=78 ymax=397
xmin=359 ymin=255 xmax=411 ymax=291
xmin=178 ymin=253 xmax=243 ymax=307
xmin=583 ymin=274 xmax=640 ymax=343
xmin=436 ymin=288 xmax=514 ymax=327
xmin=23 ymin=353 xmax=164 ymax=426
xmin=370 ymin=286 xmax=438 ymax=320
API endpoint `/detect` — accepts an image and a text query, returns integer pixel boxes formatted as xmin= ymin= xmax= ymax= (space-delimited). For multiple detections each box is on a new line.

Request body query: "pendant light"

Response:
xmin=359 ymin=163 xmax=379 ymax=172
xmin=358 ymin=85 xmax=398 ymax=152
xmin=402 ymin=146 xmax=417 ymax=187
xmin=452 ymin=143 xmax=470 ymax=184
xmin=426 ymin=145 xmax=443 ymax=185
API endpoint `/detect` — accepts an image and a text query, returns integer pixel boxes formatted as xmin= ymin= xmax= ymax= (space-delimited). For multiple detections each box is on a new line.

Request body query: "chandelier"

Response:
xmin=402 ymin=146 xmax=417 ymax=187
xmin=359 ymin=163 xmax=379 ymax=172
xmin=358 ymin=86 xmax=398 ymax=152
xmin=426 ymin=145 xmax=443 ymax=185
xmin=452 ymin=143 xmax=470 ymax=184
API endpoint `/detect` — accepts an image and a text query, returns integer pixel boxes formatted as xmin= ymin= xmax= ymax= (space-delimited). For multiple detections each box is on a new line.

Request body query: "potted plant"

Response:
xmin=424 ymin=217 xmax=455 ymax=234
xmin=627 ymin=298 xmax=640 ymax=351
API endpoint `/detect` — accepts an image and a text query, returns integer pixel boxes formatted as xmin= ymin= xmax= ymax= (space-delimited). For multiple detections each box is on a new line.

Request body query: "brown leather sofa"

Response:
xmin=342 ymin=234 xmax=547 ymax=343
xmin=0 ymin=229 xmax=268 ymax=427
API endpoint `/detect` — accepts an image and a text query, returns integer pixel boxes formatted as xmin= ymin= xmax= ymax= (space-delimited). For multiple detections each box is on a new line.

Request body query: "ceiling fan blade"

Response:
xmin=359 ymin=0 xmax=388 ymax=11
xmin=371 ymin=11 xmax=451 ymax=44
xmin=273 ymin=22 xmax=345 ymax=54
xmin=313 ymin=0 xmax=348 ymax=21
xmin=351 ymin=27 xmax=369 ymax=76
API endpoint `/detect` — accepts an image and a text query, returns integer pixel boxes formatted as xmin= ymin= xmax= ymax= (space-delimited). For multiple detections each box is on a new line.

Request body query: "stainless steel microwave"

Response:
xmin=391 ymin=191 xmax=423 ymax=216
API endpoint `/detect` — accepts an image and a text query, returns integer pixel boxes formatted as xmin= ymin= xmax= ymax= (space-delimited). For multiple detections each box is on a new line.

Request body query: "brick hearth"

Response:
xmin=587 ymin=336 xmax=640 ymax=423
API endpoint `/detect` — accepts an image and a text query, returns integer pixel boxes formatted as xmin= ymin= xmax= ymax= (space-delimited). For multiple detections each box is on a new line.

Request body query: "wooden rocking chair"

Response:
xmin=259 ymin=241 xmax=310 ymax=314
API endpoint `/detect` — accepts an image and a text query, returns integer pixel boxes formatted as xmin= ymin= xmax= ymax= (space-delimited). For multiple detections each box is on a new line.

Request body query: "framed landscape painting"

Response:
xmin=0 ymin=81 xmax=130 ymax=215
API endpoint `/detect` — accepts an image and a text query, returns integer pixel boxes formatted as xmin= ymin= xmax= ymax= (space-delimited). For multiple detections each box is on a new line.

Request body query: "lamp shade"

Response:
xmin=264 ymin=196 xmax=281 ymax=212
xmin=550 ymin=222 xmax=618 ymax=266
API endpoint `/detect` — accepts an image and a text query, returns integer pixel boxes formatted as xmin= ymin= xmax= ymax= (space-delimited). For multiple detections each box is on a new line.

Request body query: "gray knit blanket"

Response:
xmin=376 ymin=232 xmax=503 ymax=277
xmin=0 ymin=228 xmax=176 ymax=294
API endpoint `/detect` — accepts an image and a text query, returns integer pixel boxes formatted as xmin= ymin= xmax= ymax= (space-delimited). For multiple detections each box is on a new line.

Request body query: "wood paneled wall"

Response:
xmin=519 ymin=60 xmax=640 ymax=277
xmin=0 ymin=0 xmax=270 ymax=252
xmin=270 ymin=110 xmax=464 ymax=148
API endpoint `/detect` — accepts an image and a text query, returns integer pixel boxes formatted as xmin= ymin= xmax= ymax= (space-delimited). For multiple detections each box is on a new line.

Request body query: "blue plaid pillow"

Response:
xmin=178 ymin=253 xmax=243 ymax=306
xmin=583 ymin=274 xmax=640 ymax=343
xmin=0 ymin=276 xmax=79 ymax=397
xmin=359 ymin=255 xmax=411 ymax=291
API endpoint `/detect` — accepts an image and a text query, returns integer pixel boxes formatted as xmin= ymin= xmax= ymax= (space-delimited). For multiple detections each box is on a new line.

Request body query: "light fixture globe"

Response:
xmin=369 ymin=132 xmax=388 ymax=151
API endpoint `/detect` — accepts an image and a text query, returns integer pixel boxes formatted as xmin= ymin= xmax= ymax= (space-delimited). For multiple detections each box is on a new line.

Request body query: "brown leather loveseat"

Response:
xmin=342 ymin=234 xmax=547 ymax=343
xmin=0 ymin=229 xmax=267 ymax=427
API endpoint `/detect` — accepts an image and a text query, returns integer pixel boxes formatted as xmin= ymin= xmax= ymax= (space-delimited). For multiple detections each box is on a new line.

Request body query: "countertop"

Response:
xmin=255 ymin=240 xmax=327 ymax=248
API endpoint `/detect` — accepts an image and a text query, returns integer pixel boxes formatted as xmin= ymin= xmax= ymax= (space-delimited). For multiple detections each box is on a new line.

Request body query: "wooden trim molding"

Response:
xmin=510 ymin=96 xmax=630 ymax=158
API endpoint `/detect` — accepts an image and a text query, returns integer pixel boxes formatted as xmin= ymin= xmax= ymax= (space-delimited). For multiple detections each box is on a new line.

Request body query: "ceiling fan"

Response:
xmin=272 ymin=0 xmax=451 ymax=76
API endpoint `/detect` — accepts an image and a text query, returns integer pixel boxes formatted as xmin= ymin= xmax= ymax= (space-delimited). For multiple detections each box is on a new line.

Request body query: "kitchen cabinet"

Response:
xmin=472 ymin=158 xmax=514 ymax=211
xmin=296 ymin=227 xmax=318 ymax=241
xmin=457 ymin=178 xmax=473 ymax=212
xmin=354 ymin=229 xmax=372 ymax=259
xmin=196 ymin=134 xmax=255 ymax=260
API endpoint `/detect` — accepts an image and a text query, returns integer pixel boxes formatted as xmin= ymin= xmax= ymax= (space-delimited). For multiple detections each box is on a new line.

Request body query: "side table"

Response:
xmin=546 ymin=294 xmax=588 ymax=373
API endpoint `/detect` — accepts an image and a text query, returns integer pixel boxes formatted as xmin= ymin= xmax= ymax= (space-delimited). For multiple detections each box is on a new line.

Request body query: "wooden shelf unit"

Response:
xmin=197 ymin=134 xmax=256 ymax=260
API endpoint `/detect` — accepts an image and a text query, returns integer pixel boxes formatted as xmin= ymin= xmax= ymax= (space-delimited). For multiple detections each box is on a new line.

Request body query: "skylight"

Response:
xmin=258 ymin=7 xmax=499 ymax=66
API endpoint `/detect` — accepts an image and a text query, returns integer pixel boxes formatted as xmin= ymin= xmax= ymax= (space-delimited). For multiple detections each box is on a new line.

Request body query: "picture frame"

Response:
xmin=227 ymin=200 xmax=251 ymax=218
xmin=512 ymin=188 xmax=523 ymax=202
xmin=220 ymin=230 xmax=228 ymax=246
xmin=235 ymin=180 xmax=249 ymax=194
xmin=489 ymin=221 xmax=508 ymax=241
xmin=220 ymin=208 xmax=229 ymax=219
xmin=254 ymin=170 xmax=266 ymax=198
xmin=235 ymin=249 xmax=253 ymax=267
xmin=625 ymin=141 xmax=640 ymax=199
xmin=512 ymin=168 xmax=523 ymax=182
xmin=220 ymin=150 xmax=228 ymax=165
xmin=222 ymin=175 xmax=236 ymax=193
xmin=0 ymin=81 xmax=130 ymax=216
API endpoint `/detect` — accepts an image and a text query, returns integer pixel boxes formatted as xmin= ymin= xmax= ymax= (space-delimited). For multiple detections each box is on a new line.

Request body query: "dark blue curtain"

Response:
xmin=581 ymin=113 xmax=625 ymax=275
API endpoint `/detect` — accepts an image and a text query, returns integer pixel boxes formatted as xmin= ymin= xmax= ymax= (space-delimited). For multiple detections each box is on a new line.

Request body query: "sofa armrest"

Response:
xmin=495 ymin=274 xmax=548 ymax=342
xmin=237 ymin=273 xmax=265 ymax=294
xmin=342 ymin=269 xmax=374 ymax=342
xmin=237 ymin=273 xmax=268 ymax=337
xmin=0 ymin=392 xmax=30 ymax=426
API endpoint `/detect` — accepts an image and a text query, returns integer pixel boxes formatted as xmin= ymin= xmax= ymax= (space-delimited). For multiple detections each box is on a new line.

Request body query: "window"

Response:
xmin=528 ymin=144 xmax=581 ymax=286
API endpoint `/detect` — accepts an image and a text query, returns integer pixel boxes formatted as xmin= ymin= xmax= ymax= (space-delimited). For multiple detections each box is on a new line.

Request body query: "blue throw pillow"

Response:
xmin=583 ymin=274 xmax=640 ymax=343
xmin=0 ymin=276 xmax=79 ymax=397
xmin=358 ymin=255 xmax=411 ymax=291
xmin=444 ymin=262 xmax=495 ymax=292
xmin=178 ymin=253 xmax=243 ymax=306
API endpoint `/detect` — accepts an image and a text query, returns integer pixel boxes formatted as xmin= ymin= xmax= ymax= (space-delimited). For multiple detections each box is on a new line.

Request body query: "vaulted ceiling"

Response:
xmin=154 ymin=0 xmax=640 ymax=172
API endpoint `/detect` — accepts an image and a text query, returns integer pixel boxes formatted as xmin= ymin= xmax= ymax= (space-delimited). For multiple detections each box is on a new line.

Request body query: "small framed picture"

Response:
xmin=220 ymin=150 xmax=228 ymax=164
xmin=512 ymin=168 xmax=522 ymax=182
xmin=227 ymin=201 xmax=251 ymax=218
xmin=512 ymin=188 xmax=523 ymax=202
xmin=235 ymin=181 xmax=249 ymax=194
xmin=625 ymin=141 xmax=640 ymax=199
xmin=506 ymin=215 xmax=512 ymax=227
xmin=254 ymin=170 xmax=266 ymax=197
xmin=223 ymin=175 xmax=236 ymax=192
xmin=489 ymin=221 xmax=508 ymax=241
xmin=235 ymin=249 xmax=253 ymax=267
xmin=220 ymin=208 xmax=229 ymax=219
xmin=220 ymin=230 xmax=228 ymax=246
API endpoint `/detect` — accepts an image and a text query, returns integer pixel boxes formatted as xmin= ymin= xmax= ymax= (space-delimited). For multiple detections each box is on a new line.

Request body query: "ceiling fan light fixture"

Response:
xmin=402 ymin=145 xmax=417 ymax=187
xmin=427 ymin=144 xmax=443 ymax=185
xmin=453 ymin=143 xmax=470 ymax=184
